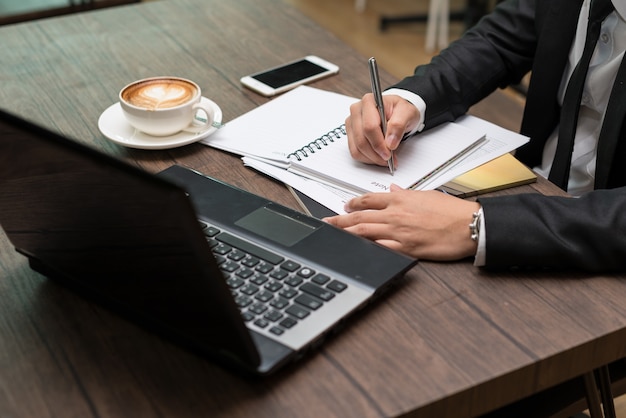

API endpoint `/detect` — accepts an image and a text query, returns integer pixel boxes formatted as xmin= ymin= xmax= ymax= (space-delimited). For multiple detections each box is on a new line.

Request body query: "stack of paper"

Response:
xmin=202 ymin=85 xmax=530 ymax=215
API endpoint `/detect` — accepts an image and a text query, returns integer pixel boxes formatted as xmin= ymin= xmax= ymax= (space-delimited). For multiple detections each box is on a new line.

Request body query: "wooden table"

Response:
xmin=1 ymin=0 xmax=626 ymax=417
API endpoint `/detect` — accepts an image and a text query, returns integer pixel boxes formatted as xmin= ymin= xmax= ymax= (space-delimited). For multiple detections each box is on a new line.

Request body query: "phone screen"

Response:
xmin=251 ymin=60 xmax=329 ymax=89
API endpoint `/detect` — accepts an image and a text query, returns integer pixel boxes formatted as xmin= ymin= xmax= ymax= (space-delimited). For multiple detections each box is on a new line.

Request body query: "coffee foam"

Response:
xmin=122 ymin=78 xmax=197 ymax=110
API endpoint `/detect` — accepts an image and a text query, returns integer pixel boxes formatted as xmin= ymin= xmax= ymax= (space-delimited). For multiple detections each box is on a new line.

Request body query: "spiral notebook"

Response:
xmin=286 ymin=122 xmax=485 ymax=195
xmin=202 ymin=86 xmax=359 ymax=168
xmin=202 ymin=86 xmax=527 ymax=196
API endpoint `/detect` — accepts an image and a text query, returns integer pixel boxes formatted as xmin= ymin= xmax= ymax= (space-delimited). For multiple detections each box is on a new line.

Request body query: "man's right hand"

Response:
xmin=344 ymin=93 xmax=420 ymax=167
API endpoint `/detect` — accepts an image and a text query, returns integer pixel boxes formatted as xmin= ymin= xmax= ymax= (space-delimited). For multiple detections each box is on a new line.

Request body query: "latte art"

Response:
xmin=118 ymin=76 xmax=214 ymax=137
xmin=122 ymin=79 xmax=197 ymax=110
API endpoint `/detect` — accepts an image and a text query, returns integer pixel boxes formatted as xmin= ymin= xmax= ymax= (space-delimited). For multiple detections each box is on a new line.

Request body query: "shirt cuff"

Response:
xmin=473 ymin=207 xmax=487 ymax=266
xmin=383 ymin=88 xmax=426 ymax=135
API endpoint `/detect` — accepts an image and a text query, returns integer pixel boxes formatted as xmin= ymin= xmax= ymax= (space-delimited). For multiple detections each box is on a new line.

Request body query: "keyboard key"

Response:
xmin=264 ymin=310 xmax=283 ymax=322
xmin=279 ymin=288 xmax=298 ymax=299
xmin=294 ymin=294 xmax=323 ymax=310
xmin=234 ymin=295 xmax=253 ymax=308
xmin=327 ymin=280 xmax=348 ymax=293
xmin=300 ymin=282 xmax=335 ymax=301
xmin=280 ymin=260 xmax=300 ymax=272
xmin=249 ymin=302 xmax=268 ymax=315
xmin=285 ymin=276 xmax=303 ymax=287
xmin=255 ymin=290 xmax=274 ymax=303
xmin=270 ymin=269 xmax=289 ymax=280
xmin=226 ymin=276 xmax=244 ymax=289
xmin=242 ymin=256 xmax=260 ymax=267
xmin=227 ymin=249 xmax=246 ymax=261
xmin=202 ymin=224 xmax=220 ymax=237
xmin=236 ymin=268 xmax=255 ymax=279
xmin=241 ymin=311 xmax=255 ymax=322
xmin=249 ymin=275 xmax=268 ymax=285
xmin=255 ymin=262 xmax=274 ymax=274
xmin=297 ymin=267 xmax=315 ymax=278
xmin=270 ymin=297 xmax=289 ymax=310
xmin=280 ymin=317 xmax=298 ymax=329
xmin=269 ymin=327 xmax=284 ymax=335
xmin=240 ymin=284 xmax=259 ymax=295
xmin=254 ymin=318 xmax=269 ymax=328
xmin=264 ymin=281 xmax=283 ymax=293
xmin=213 ymin=243 xmax=232 ymax=255
xmin=311 ymin=273 xmax=330 ymax=285
xmin=286 ymin=304 xmax=310 ymax=319
xmin=220 ymin=260 xmax=239 ymax=273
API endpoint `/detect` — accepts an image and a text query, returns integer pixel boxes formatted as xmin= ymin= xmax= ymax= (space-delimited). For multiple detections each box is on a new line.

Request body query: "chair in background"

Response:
xmin=381 ymin=0 xmax=491 ymax=51
xmin=478 ymin=362 xmax=624 ymax=418
xmin=355 ymin=0 xmax=491 ymax=52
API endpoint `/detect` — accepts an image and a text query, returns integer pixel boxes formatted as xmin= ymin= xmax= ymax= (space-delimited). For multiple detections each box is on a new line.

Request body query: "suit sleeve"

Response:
xmin=392 ymin=0 xmax=538 ymax=129
xmin=477 ymin=187 xmax=626 ymax=272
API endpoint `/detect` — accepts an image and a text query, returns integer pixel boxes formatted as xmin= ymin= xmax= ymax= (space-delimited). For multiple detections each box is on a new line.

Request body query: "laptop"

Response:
xmin=0 ymin=109 xmax=417 ymax=376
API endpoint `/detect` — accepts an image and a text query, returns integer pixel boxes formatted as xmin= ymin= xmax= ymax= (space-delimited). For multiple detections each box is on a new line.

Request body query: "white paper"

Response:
xmin=203 ymin=86 xmax=529 ymax=214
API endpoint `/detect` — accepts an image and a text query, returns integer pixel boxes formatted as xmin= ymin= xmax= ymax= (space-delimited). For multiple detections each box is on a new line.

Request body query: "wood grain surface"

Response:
xmin=1 ymin=0 xmax=625 ymax=417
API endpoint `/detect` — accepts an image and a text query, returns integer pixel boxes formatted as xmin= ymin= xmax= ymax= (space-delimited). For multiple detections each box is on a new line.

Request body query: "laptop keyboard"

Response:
xmin=199 ymin=221 xmax=348 ymax=337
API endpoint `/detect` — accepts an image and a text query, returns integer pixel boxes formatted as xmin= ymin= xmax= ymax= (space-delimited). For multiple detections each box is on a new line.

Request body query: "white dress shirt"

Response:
xmin=385 ymin=0 xmax=626 ymax=265
xmin=534 ymin=0 xmax=626 ymax=196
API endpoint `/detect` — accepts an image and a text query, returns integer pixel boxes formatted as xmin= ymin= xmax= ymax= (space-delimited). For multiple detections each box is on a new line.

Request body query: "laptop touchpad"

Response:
xmin=235 ymin=203 xmax=318 ymax=247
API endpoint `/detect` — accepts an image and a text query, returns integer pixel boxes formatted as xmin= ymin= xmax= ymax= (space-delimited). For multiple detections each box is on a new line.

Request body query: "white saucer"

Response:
xmin=97 ymin=97 xmax=223 ymax=150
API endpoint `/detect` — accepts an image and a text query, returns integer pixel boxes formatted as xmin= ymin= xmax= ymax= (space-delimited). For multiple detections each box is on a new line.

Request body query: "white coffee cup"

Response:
xmin=119 ymin=76 xmax=215 ymax=137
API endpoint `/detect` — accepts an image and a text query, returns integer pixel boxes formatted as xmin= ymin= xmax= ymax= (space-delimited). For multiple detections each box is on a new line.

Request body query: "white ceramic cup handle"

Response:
xmin=182 ymin=102 xmax=215 ymax=134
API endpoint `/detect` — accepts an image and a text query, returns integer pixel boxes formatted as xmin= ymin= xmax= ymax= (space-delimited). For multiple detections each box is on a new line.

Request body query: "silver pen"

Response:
xmin=368 ymin=57 xmax=394 ymax=175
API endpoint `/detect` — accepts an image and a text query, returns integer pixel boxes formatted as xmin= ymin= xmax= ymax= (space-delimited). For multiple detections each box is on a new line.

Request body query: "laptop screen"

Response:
xmin=0 ymin=110 xmax=259 ymax=367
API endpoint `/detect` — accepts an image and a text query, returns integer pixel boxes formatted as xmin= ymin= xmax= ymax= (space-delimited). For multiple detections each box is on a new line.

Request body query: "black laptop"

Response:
xmin=0 ymin=109 xmax=417 ymax=375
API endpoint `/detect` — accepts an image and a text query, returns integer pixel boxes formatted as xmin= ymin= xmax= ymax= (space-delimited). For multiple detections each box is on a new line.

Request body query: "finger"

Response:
xmin=324 ymin=216 xmax=402 ymax=253
xmin=360 ymin=94 xmax=391 ymax=161
xmin=346 ymin=101 xmax=387 ymax=165
xmin=345 ymin=116 xmax=381 ymax=164
xmin=344 ymin=192 xmax=393 ymax=212
xmin=323 ymin=212 xmax=361 ymax=229
xmin=385 ymin=98 xmax=420 ymax=150
xmin=374 ymin=239 xmax=404 ymax=253
xmin=323 ymin=204 xmax=389 ymax=229
xmin=341 ymin=220 xmax=397 ymax=242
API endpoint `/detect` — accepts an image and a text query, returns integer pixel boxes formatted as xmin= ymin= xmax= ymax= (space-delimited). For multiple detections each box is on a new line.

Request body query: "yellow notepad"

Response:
xmin=438 ymin=153 xmax=537 ymax=197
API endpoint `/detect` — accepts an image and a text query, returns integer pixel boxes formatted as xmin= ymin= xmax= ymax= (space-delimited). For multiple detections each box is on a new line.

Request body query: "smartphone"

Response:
xmin=240 ymin=55 xmax=340 ymax=97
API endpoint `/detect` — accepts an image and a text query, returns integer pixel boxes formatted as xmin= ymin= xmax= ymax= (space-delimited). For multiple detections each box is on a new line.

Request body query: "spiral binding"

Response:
xmin=286 ymin=124 xmax=347 ymax=161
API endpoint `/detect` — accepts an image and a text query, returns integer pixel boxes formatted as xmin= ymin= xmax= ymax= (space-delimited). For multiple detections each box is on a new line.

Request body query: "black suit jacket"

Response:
xmin=392 ymin=0 xmax=626 ymax=271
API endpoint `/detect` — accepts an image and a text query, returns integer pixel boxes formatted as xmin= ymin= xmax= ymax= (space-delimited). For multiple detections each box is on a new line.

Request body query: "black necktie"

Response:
xmin=549 ymin=0 xmax=615 ymax=190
